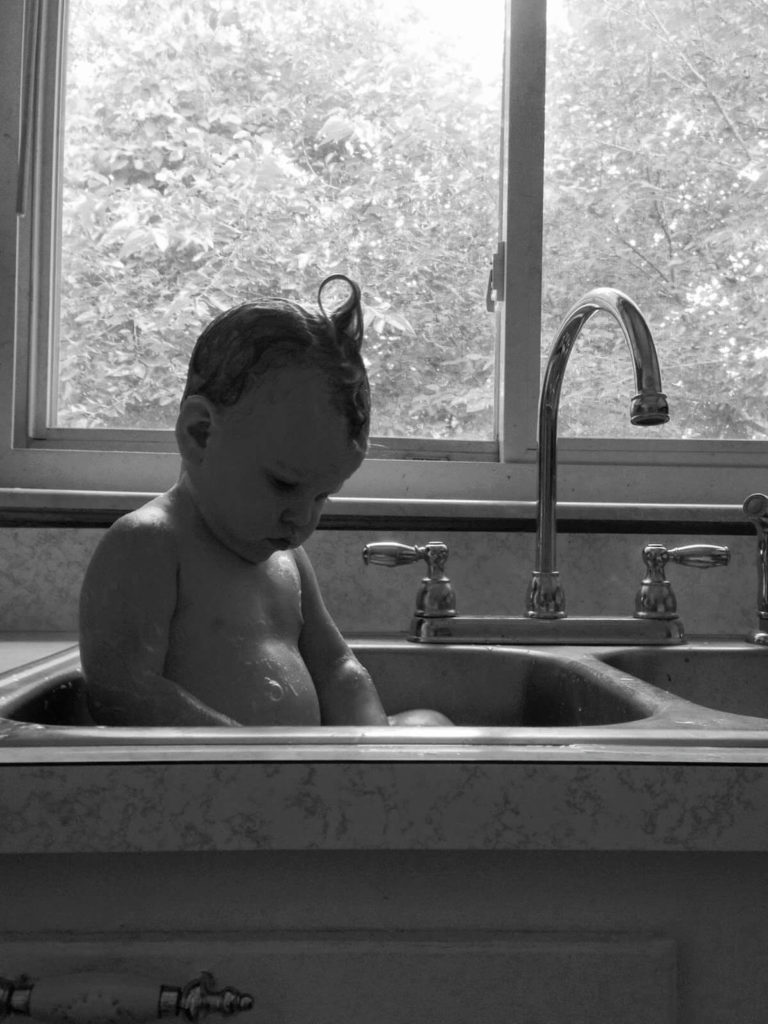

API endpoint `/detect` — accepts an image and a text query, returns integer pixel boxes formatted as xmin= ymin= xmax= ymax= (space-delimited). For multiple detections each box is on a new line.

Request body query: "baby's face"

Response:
xmin=187 ymin=367 xmax=365 ymax=563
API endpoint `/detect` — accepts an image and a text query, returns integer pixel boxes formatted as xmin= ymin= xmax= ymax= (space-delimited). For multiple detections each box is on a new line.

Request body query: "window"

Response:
xmin=544 ymin=0 xmax=768 ymax=445
xmin=56 ymin=0 xmax=501 ymax=445
xmin=2 ymin=0 xmax=767 ymax=504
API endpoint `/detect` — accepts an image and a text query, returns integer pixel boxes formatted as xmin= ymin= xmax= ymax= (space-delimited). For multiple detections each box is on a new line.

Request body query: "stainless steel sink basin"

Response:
xmin=598 ymin=642 xmax=768 ymax=719
xmin=0 ymin=642 xmax=655 ymax=729
xmin=3 ymin=639 xmax=768 ymax=758
xmin=353 ymin=642 xmax=653 ymax=726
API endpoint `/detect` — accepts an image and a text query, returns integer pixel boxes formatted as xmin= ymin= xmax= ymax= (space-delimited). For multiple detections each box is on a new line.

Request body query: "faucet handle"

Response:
xmin=635 ymin=542 xmax=730 ymax=620
xmin=663 ymin=543 xmax=731 ymax=570
xmin=363 ymin=542 xmax=431 ymax=568
xmin=363 ymin=541 xmax=456 ymax=618
xmin=363 ymin=541 xmax=449 ymax=576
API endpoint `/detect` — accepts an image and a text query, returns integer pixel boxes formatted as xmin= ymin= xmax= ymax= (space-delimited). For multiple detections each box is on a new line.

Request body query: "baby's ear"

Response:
xmin=175 ymin=395 xmax=215 ymax=463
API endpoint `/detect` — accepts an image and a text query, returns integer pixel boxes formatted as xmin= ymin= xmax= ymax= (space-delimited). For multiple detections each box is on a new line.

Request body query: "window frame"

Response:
xmin=2 ymin=0 xmax=767 ymax=507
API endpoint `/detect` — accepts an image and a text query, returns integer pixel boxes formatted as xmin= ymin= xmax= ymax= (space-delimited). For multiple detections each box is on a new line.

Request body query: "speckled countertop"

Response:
xmin=0 ymin=633 xmax=77 ymax=673
xmin=2 ymin=759 xmax=768 ymax=854
xmin=2 ymin=634 xmax=768 ymax=855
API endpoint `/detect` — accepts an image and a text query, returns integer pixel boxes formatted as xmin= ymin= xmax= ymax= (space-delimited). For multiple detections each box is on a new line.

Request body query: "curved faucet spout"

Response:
xmin=527 ymin=287 xmax=669 ymax=619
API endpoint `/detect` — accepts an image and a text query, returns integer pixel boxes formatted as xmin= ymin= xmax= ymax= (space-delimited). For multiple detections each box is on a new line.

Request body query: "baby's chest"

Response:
xmin=176 ymin=552 xmax=303 ymax=635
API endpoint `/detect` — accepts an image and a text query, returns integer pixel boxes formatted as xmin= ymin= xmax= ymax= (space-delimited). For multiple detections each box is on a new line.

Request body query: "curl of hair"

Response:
xmin=182 ymin=275 xmax=370 ymax=442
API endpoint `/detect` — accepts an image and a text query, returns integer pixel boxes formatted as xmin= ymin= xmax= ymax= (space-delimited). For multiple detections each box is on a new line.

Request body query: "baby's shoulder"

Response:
xmin=81 ymin=495 xmax=181 ymax=620
xmin=94 ymin=495 xmax=180 ymax=567
xmin=116 ymin=493 xmax=177 ymax=536
xmin=120 ymin=492 xmax=177 ymax=530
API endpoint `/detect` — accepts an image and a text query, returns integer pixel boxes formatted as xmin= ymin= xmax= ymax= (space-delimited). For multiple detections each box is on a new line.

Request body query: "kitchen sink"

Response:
xmin=0 ymin=642 xmax=656 ymax=730
xmin=2 ymin=639 xmax=768 ymax=757
xmin=598 ymin=642 xmax=768 ymax=719
xmin=353 ymin=642 xmax=654 ymax=726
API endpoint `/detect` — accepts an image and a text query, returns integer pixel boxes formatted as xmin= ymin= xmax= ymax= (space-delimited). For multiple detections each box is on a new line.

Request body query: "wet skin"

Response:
xmin=80 ymin=367 xmax=375 ymax=725
xmin=80 ymin=367 xmax=453 ymax=727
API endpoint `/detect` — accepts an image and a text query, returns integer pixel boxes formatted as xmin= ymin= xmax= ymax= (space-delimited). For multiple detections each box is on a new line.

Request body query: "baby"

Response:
xmin=79 ymin=276 xmax=451 ymax=727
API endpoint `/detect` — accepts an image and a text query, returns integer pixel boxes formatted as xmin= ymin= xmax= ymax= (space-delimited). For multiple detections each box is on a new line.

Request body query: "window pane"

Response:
xmin=543 ymin=0 xmax=768 ymax=441
xmin=57 ymin=0 xmax=502 ymax=439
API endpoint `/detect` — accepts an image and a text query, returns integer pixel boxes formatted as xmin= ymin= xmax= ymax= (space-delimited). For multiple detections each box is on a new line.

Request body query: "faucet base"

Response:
xmin=526 ymin=571 xmax=566 ymax=618
xmin=409 ymin=615 xmax=686 ymax=646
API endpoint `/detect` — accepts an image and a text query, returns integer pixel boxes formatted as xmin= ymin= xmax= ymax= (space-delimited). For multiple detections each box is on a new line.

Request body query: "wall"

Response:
xmin=0 ymin=523 xmax=759 ymax=637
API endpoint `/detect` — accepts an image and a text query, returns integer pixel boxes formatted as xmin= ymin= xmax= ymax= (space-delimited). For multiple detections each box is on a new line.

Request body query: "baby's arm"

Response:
xmin=296 ymin=548 xmax=454 ymax=728
xmin=79 ymin=515 xmax=238 ymax=726
xmin=295 ymin=547 xmax=389 ymax=726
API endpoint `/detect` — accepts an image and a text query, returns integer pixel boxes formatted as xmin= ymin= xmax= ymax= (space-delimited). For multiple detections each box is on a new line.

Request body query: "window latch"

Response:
xmin=486 ymin=242 xmax=505 ymax=311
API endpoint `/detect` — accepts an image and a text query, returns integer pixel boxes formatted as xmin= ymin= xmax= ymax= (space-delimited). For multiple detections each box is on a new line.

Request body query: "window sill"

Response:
xmin=0 ymin=488 xmax=752 ymax=534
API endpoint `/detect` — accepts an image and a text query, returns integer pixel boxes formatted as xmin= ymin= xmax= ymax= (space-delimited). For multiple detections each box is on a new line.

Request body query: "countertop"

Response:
xmin=0 ymin=632 xmax=78 ymax=673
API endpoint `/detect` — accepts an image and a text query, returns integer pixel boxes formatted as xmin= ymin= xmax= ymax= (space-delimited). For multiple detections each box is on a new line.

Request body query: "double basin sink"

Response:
xmin=359 ymin=640 xmax=768 ymax=736
xmin=0 ymin=637 xmax=767 ymax=751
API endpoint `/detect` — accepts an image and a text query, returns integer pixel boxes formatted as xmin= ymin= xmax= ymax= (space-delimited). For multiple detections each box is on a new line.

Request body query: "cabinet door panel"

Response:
xmin=0 ymin=934 xmax=676 ymax=1024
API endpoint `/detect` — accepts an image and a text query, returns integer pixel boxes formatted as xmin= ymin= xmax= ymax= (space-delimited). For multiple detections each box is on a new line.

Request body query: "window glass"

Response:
xmin=543 ymin=0 xmax=768 ymax=441
xmin=58 ymin=0 xmax=503 ymax=440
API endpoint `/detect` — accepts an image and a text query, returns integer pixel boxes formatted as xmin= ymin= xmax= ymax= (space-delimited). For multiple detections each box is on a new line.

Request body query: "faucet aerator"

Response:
xmin=630 ymin=391 xmax=669 ymax=426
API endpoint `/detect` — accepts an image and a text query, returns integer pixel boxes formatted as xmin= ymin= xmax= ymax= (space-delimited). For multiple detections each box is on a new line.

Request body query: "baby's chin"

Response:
xmin=266 ymin=537 xmax=293 ymax=552
xmin=208 ymin=529 xmax=290 ymax=565
xmin=199 ymin=511 xmax=302 ymax=564
xmin=242 ymin=537 xmax=302 ymax=564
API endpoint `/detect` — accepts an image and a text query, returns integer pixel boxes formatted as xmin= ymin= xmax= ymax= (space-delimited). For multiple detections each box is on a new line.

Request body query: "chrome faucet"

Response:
xmin=364 ymin=288 xmax=729 ymax=646
xmin=527 ymin=287 xmax=669 ymax=618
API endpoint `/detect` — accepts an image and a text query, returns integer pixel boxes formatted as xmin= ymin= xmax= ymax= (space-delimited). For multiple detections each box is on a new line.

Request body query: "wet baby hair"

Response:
xmin=182 ymin=275 xmax=370 ymax=443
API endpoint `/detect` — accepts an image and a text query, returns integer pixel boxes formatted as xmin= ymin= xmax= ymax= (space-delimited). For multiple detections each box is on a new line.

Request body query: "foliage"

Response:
xmin=58 ymin=0 xmax=499 ymax=435
xmin=546 ymin=0 xmax=768 ymax=440
xmin=58 ymin=0 xmax=768 ymax=442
